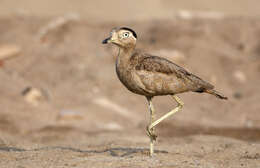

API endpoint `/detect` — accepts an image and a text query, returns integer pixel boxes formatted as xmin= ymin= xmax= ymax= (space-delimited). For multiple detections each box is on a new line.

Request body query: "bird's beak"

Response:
xmin=102 ymin=37 xmax=112 ymax=44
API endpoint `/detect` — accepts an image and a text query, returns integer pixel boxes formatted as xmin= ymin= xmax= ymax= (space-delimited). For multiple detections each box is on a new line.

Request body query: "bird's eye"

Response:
xmin=123 ymin=32 xmax=129 ymax=38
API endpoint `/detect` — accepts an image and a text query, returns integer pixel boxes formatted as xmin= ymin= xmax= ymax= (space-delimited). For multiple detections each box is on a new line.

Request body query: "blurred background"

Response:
xmin=0 ymin=0 xmax=260 ymax=167
xmin=2 ymin=0 xmax=260 ymax=20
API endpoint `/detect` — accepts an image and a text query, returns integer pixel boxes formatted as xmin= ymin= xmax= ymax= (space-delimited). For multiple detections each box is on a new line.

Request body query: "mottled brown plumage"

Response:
xmin=102 ymin=27 xmax=227 ymax=156
xmin=127 ymin=51 xmax=214 ymax=96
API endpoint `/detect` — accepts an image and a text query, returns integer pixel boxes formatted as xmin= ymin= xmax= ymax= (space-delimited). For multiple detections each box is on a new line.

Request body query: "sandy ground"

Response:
xmin=0 ymin=1 xmax=260 ymax=168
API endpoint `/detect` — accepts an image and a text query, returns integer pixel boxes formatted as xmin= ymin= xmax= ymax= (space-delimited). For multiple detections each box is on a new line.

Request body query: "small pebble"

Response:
xmin=233 ymin=70 xmax=246 ymax=83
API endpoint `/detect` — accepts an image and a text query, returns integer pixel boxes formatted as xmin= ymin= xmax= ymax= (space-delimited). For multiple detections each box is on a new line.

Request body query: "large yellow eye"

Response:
xmin=123 ymin=32 xmax=129 ymax=38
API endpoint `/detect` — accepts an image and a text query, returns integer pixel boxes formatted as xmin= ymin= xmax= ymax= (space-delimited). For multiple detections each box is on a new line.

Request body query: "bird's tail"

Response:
xmin=205 ymin=89 xmax=228 ymax=100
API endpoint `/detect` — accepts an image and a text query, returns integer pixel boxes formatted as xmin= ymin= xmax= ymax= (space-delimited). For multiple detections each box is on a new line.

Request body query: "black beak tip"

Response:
xmin=102 ymin=40 xmax=107 ymax=44
xmin=102 ymin=38 xmax=109 ymax=44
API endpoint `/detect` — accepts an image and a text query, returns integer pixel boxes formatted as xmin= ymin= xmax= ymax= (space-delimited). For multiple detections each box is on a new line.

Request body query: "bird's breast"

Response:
xmin=115 ymin=62 xmax=133 ymax=89
xmin=115 ymin=61 xmax=148 ymax=95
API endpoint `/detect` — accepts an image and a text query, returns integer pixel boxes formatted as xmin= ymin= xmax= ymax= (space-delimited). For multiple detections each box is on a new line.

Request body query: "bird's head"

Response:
xmin=102 ymin=27 xmax=137 ymax=49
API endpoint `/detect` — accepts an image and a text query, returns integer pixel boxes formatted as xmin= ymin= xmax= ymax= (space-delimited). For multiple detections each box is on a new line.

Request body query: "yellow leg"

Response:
xmin=146 ymin=97 xmax=155 ymax=157
xmin=147 ymin=95 xmax=184 ymax=144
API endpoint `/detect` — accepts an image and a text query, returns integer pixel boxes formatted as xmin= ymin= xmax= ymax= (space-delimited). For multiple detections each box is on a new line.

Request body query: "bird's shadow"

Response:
xmin=0 ymin=146 xmax=168 ymax=157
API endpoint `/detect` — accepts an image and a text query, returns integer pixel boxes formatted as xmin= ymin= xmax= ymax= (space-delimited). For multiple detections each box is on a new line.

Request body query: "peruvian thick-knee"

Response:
xmin=102 ymin=27 xmax=227 ymax=157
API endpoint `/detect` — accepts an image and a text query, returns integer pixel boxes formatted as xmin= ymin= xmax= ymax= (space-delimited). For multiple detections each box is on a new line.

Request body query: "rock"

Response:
xmin=0 ymin=45 xmax=21 ymax=61
xmin=233 ymin=70 xmax=246 ymax=83
xmin=21 ymin=87 xmax=47 ymax=106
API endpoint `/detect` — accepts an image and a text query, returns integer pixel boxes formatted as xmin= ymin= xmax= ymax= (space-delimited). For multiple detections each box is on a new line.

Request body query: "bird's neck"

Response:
xmin=117 ymin=47 xmax=135 ymax=65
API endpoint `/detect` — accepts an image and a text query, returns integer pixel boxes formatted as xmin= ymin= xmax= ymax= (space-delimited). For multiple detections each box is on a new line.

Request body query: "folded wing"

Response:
xmin=134 ymin=53 xmax=214 ymax=95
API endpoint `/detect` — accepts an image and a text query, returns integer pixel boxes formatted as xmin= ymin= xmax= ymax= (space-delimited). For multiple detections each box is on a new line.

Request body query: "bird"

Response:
xmin=102 ymin=27 xmax=227 ymax=157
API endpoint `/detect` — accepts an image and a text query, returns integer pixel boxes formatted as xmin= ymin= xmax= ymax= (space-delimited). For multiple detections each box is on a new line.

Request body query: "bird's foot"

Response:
xmin=146 ymin=126 xmax=157 ymax=141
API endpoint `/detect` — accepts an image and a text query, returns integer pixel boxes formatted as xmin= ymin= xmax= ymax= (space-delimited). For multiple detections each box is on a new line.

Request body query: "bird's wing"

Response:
xmin=135 ymin=54 xmax=214 ymax=90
